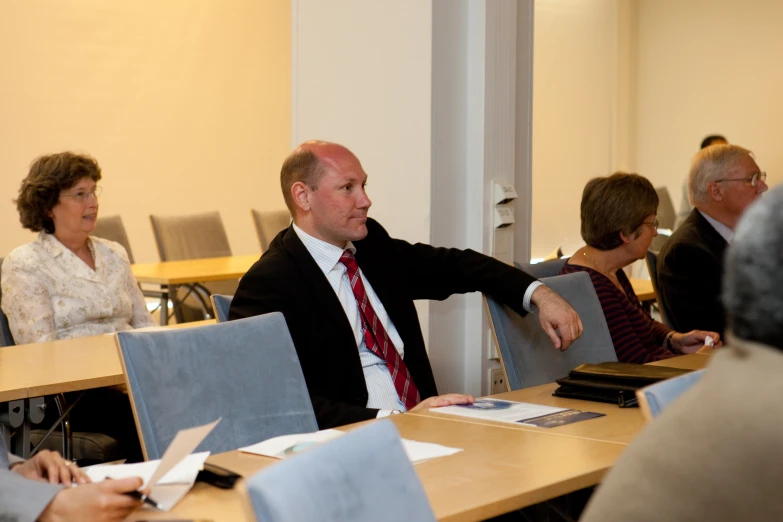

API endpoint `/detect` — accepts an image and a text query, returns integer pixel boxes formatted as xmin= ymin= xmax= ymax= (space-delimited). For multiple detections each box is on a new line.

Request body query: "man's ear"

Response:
xmin=708 ymin=182 xmax=724 ymax=202
xmin=291 ymin=181 xmax=312 ymax=212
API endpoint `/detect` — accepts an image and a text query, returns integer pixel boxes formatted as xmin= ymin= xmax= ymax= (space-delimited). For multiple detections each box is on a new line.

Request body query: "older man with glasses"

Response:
xmin=657 ymin=144 xmax=768 ymax=338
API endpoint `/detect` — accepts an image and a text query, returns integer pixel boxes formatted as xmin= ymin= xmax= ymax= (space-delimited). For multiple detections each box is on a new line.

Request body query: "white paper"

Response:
xmin=85 ymin=452 xmax=210 ymax=511
xmin=435 ymin=399 xmax=567 ymax=425
xmin=240 ymin=428 xmax=462 ymax=464
xmin=83 ymin=418 xmax=220 ymax=511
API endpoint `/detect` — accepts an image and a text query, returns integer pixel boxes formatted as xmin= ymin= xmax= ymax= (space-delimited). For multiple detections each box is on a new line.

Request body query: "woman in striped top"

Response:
xmin=560 ymin=173 xmax=721 ymax=363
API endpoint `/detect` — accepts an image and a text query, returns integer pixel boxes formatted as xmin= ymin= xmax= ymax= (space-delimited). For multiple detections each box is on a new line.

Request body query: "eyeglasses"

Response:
xmin=715 ymin=171 xmax=767 ymax=188
xmin=61 ymin=186 xmax=102 ymax=202
xmin=642 ymin=217 xmax=659 ymax=229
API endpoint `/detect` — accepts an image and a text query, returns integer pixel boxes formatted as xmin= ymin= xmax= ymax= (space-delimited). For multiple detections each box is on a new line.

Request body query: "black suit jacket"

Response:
xmin=229 ymin=218 xmax=536 ymax=429
xmin=657 ymin=209 xmax=728 ymax=337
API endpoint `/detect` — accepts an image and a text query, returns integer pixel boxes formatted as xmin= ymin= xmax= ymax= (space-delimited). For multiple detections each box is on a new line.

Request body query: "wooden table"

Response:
xmin=0 ymin=320 xmax=215 ymax=457
xmin=131 ymin=255 xmax=259 ymax=325
xmin=411 ymin=352 xmax=712 ymax=446
xmin=129 ymin=413 xmax=627 ymax=522
xmin=630 ymin=278 xmax=655 ymax=303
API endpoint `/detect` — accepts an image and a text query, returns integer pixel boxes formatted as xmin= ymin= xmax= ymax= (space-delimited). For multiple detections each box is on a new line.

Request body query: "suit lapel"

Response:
xmin=281 ymin=227 xmax=356 ymax=332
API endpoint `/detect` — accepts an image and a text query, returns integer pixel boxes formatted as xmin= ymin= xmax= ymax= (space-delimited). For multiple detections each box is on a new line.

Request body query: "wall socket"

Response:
xmin=488 ymin=368 xmax=507 ymax=395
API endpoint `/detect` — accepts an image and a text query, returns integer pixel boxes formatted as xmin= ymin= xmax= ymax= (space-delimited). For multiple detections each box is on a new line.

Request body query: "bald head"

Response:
xmin=280 ymin=141 xmax=361 ymax=216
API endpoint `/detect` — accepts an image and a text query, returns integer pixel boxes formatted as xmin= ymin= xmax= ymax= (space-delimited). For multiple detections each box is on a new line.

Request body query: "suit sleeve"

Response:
xmin=229 ymin=266 xmax=381 ymax=429
xmin=658 ymin=241 xmax=725 ymax=335
xmin=387 ymin=235 xmax=537 ymax=317
xmin=0 ymin=469 xmax=62 ymax=522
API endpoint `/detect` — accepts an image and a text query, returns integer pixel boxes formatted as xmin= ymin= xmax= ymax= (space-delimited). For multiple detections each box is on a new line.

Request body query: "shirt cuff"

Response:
xmin=523 ymin=281 xmax=545 ymax=312
xmin=376 ymin=409 xmax=394 ymax=418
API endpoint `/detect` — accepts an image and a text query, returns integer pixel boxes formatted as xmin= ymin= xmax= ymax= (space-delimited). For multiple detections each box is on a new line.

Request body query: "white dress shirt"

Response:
xmin=699 ymin=210 xmax=734 ymax=243
xmin=293 ymin=224 xmax=406 ymax=416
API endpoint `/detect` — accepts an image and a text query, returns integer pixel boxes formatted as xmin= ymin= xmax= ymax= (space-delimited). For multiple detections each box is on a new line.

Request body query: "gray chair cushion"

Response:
xmin=210 ymin=294 xmax=232 ymax=323
xmin=516 ymin=258 xmax=568 ymax=279
xmin=656 ymin=186 xmax=676 ymax=230
xmin=116 ymin=313 xmax=317 ymax=460
xmin=247 ymin=421 xmax=436 ymax=522
xmin=149 ymin=211 xmax=232 ymax=262
xmin=486 ymin=271 xmax=618 ymax=390
xmin=251 ymin=209 xmax=291 ymax=252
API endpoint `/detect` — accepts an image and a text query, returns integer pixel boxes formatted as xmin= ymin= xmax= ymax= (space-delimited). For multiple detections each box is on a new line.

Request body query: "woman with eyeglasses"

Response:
xmin=559 ymin=172 xmax=722 ymax=363
xmin=2 ymin=151 xmax=154 ymax=462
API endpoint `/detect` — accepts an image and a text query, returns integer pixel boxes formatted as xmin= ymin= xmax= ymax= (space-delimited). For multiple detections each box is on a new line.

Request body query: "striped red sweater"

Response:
xmin=560 ymin=262 xmax=676 ymax=363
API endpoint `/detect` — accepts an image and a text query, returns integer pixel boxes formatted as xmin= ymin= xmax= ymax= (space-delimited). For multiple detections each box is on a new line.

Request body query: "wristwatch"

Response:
xmin=390 ymin=409 xmax=403 ymax=415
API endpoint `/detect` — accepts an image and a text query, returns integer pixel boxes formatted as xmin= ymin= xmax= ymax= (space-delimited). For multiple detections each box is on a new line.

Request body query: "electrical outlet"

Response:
xmin=489 ymin=368 xmax=507 ymax=395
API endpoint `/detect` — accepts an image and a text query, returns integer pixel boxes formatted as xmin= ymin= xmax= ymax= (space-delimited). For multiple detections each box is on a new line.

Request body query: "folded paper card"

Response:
xmin=85 ymin=418 xmax=220 ymax=511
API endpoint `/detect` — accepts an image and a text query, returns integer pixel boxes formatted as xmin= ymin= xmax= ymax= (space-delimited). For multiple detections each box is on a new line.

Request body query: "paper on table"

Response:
xmin=240 ymin=428 xmax=462 ymax=464
xmin=85 ymin=452 xmax=210 ymax=511
xmin=84 ymin=418 xmax=220 ymax=511
xmin=435 ymin=399 xmax=567 ymax=425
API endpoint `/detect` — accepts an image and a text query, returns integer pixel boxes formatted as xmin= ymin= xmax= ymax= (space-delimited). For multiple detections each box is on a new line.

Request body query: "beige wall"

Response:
xmin=531 ymin=0 xmax=635 ymax=259
xmin=532 ymin=0 xmax=782 ymax=261
xmin=0 ymin=1 xmax=291 ymax=263
xmin=635 ymin=0 xmax=783 ymax=208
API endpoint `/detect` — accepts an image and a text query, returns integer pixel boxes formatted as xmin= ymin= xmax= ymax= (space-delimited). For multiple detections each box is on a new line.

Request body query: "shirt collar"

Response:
xmin=698 ymin=210 xmax=734 ymax=243
xmin=292 ymin=223 xmax=356 ymax=276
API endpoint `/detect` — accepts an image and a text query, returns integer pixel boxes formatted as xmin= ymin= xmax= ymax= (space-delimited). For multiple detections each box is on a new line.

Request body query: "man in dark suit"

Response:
xmin=230 ymin=141 xmax=583 ymax=429
xmin=658 ymin=144 xmax=768 ymax=337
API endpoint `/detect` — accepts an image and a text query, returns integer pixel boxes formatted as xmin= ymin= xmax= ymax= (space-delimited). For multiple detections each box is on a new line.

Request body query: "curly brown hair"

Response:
xmin=15 ymin=152 xmax=102 ymax=233
xmin=580 ymin=172 xmax=659 ymax=250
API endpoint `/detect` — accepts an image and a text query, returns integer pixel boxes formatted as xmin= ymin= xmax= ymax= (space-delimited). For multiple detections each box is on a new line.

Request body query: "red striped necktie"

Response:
xmin=339 ymin=250 xmax=420 ymax=410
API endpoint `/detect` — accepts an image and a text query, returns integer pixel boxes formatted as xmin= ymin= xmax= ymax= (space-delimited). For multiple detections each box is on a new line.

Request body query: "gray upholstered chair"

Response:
xmin=149 ymin=211 xmax=237 ymax=322
xmin=251 ymin=209 xmax=291 ymax=252
xmin=485 ymin=271 xmax=617 ymax=390
xmin=655 ymin=187 xmax=676 ymax=231
xmin=515 ymin=258 xmax=568 ymax=279
xmin=92 ymin=215 xmax=135 ymax=263
xmin=116 ymin=313 xmax=317 ymax=460
xmin=637 ymin=369 xmax=705 ymax=421
xmin=209 ymin=294 xmax=233 ymax=323
xmin=246 ymin=420 xmax=436 ymax=522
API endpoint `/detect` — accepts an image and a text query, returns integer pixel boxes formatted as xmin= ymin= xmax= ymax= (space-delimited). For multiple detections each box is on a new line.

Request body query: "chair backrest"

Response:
xmin=92 ymin=215 xmax=135 ymax=263
xmin=115 ymin=313 xmax=317 ymax=460
xmin=0 ymin=258 xmax=16 ymax=347
xmin=149 ymin=211 xmax=232 ymax=261
xmin=246 ymin=421 xmax=436 ymax=522
xmin=655 ymin=187 xmax=676 ymax=230
xmin=210 ymin=294 xmax=233 ymax=323
xmin=645 ymin=250 xmax=673 ymax=328
xmin=251 ymin=209 xmax=291 ymax=252
xmin=636 ymin=369 xmax=705 ymax=422
xmin=515 ymin=258 xmax=568 ymax=279
xmin=485 ymin=271 xmax=617 ymax=390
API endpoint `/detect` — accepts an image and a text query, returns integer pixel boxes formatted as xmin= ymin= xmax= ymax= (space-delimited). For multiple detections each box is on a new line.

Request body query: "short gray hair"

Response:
xmin=723 ymin=184 xmax=783 ymax=349
xmin=688 ymin=144 xmax=752 ymax=206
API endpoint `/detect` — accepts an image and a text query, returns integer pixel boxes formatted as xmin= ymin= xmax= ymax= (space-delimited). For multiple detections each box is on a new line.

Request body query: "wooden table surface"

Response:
xmin=411 ymin=352 xmax=712 ymax=446
xmin=129 ymin=413 xmax=627 ymax=522
xmin=0 ymin=320 xmax=216 ymax=401
xmin=131 ymin=255 xmax=259 ymax=285
xmin=629 ymin=278 xmax=655 ymax=302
